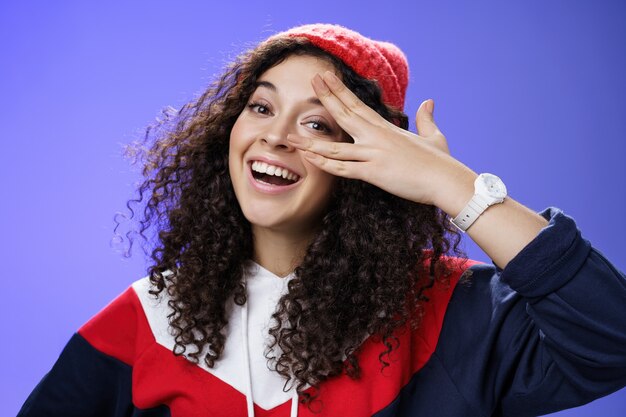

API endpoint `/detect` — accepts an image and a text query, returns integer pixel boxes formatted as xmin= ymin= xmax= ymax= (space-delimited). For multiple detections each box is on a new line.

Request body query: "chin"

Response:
xmin=241 ymin=207 xmax=289 ymax=230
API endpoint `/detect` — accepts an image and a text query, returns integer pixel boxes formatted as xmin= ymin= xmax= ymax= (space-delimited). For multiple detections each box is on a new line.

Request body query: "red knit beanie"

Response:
xmin=263 ymin=23 xmax=409 ymax=111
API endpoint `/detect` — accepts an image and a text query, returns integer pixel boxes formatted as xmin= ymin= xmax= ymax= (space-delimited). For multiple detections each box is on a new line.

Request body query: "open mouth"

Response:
xmin=249 ymin=161 xmax=301 ymax=187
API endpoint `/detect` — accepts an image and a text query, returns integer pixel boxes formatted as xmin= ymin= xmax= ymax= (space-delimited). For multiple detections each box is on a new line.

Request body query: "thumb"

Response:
xmin=415 ymin=99 xmax=439 ymax=137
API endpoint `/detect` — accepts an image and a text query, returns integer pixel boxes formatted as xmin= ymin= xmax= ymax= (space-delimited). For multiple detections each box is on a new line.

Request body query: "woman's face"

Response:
xmin=229 ymin=54 xmax=346 ymax=238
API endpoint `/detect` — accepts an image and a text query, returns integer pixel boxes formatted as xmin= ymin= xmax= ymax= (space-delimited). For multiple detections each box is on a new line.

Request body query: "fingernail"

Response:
xmin=426 ymin=99 xmax=434 ymax=114
xmin=324 ymin=71 xmax=340 ymax=87
xmin=313 ymin=74 xmax=330 ymax=93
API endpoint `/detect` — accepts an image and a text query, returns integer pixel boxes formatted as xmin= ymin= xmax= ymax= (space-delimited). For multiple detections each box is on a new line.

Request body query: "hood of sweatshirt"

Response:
xmin=241 ymin=260 xmax=299 ymax=417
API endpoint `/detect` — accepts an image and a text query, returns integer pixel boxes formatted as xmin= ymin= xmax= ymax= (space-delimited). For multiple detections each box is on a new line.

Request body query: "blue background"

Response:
xmin=1 ymin=1 xmax=624 ymax=415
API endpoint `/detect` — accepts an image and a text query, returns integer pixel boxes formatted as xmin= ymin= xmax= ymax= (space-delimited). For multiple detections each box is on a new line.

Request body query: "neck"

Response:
xmin=251 ymin=224 xmax=317 ymax=278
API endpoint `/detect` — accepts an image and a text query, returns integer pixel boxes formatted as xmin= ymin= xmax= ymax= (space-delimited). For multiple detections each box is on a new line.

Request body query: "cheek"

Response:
xmin=307 ymin=166 xmax=338 ymax=202
xmin=228 ymin=119 xmax=247 ymax=165
xmin=229 ymin=119 xmax=243 ymax=149
xmin=305 ymin=160 xmax=335 ymax=182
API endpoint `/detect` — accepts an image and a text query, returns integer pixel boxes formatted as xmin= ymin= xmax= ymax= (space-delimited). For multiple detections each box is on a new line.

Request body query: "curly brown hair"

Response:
xmin=116 ymin=36 xmax=470 ymax=410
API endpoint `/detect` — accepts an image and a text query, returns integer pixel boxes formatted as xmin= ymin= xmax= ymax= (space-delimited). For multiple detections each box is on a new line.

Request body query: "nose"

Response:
xmin=260 ymin=115 xmax=296 ymax=151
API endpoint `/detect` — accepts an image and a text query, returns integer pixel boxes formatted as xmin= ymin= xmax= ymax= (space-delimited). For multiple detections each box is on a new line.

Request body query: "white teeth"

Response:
xmin=251 ymin=161 xmax=300 ymax=182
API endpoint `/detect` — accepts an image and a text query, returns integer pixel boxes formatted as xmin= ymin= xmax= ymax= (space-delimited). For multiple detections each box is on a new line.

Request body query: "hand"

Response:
xmin=286 ymin=71 xmax=474 ymax=208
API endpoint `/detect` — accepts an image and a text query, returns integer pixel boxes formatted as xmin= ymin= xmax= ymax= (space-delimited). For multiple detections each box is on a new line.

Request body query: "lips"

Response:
xmin=246 ymin=161 xmax=302 ymax=195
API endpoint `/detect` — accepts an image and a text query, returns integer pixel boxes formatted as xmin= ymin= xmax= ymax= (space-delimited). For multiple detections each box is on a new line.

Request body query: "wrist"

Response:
xmin=433 ymin=167 xmax=478 ymax=218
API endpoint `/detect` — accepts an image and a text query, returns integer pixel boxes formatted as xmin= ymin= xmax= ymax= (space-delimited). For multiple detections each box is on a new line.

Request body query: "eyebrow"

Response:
xmin=254 ymin=80 xmax=323 ymax=107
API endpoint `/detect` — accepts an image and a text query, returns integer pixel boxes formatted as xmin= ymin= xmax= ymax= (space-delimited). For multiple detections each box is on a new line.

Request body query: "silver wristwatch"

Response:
xmin=449 ymin=173 xmax=507 ymax=233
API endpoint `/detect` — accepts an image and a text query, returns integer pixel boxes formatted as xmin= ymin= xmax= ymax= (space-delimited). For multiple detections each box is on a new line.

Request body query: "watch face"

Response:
xmin=480 ymin=173 xmax=507 ymax=199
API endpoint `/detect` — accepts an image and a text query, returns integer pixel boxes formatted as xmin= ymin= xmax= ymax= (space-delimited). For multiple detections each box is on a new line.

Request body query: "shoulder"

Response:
xmin=418 ymin=249 xmax=513 ymax=307
xmin=77 ymin=275 xmax=169 ymax=366
xmin=413 ymin=251 xmax=487 ymax=351
xmin=418 ymin=249 xmax=487 ymax=304
xmin=432 ymin=257 xmax=532 ymax=370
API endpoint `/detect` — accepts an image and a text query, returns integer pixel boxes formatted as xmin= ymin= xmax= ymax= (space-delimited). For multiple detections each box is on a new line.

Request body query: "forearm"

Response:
xmin=434 ymin=165 xmax=549 ymax=270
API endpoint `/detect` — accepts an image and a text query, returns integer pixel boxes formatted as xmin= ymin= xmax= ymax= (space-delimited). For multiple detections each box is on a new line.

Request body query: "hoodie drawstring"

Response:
xmin=241 ymin=298 xmax=255 ymax=417
xmin=241 ymin=294 xmax=299 ymax=417
xmin=290 ymin=390 xmax=299 ymax=417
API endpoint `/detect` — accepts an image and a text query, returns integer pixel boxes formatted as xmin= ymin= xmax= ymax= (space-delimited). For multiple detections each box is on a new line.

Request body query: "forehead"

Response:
xmin=258 ymin=54 xmax=337 ymax=84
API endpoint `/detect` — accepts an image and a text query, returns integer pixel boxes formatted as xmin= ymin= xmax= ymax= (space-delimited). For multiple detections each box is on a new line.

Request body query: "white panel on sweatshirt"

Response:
xmin=132 ymin=260 xmax=297 ymax=410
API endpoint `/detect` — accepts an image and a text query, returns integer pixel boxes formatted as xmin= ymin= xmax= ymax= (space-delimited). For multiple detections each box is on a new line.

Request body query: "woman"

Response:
xmin=17 ymin=23 xmax=626 ymax=417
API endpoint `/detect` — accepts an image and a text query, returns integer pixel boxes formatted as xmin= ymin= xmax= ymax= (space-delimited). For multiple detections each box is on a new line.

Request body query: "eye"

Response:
xmin=305 ymin=119 xmax=331 ymax=133
xmin=247 ymin=101 xmax=271 ymax=115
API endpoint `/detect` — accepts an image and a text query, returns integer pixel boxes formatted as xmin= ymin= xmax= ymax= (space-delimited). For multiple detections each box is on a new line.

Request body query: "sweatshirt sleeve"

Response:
xmin=435 ymin=206 xmax=626 ymax=417
xmin=16 ymin=284 xmax=159 ymax=417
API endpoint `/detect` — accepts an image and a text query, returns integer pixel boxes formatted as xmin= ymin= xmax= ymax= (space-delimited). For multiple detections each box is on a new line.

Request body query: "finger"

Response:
xmin=415 ymin=99 xmax=451 ymax=155
xmin=302 ymin=151 xmax=365 ymax=180
xmin=415 ymin=99 xmax=440 ymax=137
xmin=311 ymin=73 xmax=381 ymax=138
xmin=287 ymin=134 xmax=371 ymax=162
xmin=322 ymin=71 xmax=388 ymax=128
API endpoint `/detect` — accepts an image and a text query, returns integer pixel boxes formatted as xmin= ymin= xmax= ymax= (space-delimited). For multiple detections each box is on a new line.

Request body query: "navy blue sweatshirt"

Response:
xmin=17 ymin=206 xmax=626 ymax=416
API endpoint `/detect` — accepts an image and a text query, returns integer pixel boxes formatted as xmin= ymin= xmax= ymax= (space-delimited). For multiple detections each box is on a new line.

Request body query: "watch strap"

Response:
xmin=449 ymin=193 xmax=489 ymax=232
